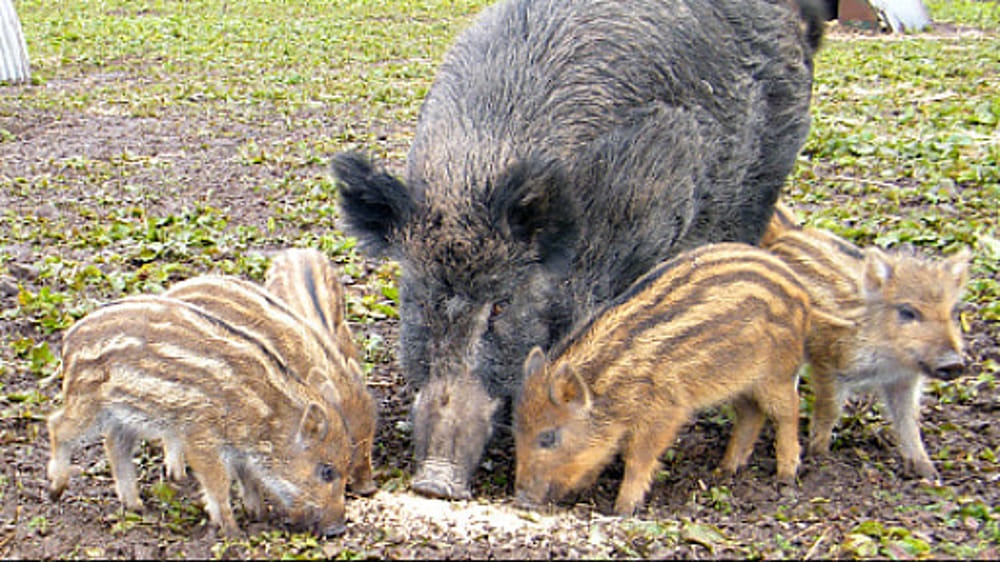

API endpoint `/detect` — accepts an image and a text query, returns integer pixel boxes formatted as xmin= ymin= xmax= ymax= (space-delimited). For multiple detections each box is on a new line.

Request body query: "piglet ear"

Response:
xmin=297 ymin=402 xmax=330 ymax=448
xmin=346 ymin=358 xmax=366 ymax=383
xmin=332 ymin=152 xmax=415 ymax=257
xmin=548 ymin=364 xmax=591 ymax=411
xmin=490 ymin=158 xmax=578 ymax=272
xmin=315 ymin=376 xmax=343 ymax=407
xmin=523 ymin=346 xmax=548 ymax=382
xmin=945 ymin=248 xmax=971 ymax=286
xmin=861 ymin=248 xmax=893 ymax=299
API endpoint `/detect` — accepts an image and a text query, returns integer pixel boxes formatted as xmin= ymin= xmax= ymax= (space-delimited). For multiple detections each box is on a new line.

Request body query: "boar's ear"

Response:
xmin=297 ymin=402 xmax=330 ymax=447
xmin=944 ymin=248 xmax=971 ymax=286
xmin=548 ymin=364 xmax=591 ymax=411
xmin=490 ymin=158 xmax=578 ymax=272
xmin=861 ymin=248 xmax=893 ymax=299
xmin=332 ymin=151 xmax=415 ymax=257
xmin=523 ymin=346 xmax=548 ymax=381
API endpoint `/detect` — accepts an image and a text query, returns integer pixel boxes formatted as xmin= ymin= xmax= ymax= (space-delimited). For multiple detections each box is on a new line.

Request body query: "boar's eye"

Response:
xmin=317 ymin=463 xmax=341 ymax=483
xmin=896 ymin=304 xmax=921 ymax=323
xmin=490 ymin=299 xmax=510 ymax=320
xmin=537 ymin=429 xmax=560 ymax=450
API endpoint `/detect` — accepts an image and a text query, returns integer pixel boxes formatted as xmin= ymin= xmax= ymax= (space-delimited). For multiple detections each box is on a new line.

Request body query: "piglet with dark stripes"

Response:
xmin=513 ymin=243 xmax=819 ymax=515
xmin=46 ymin=296 xmax=353 ymax=537
xmin=760 ymin=203 xmax=971 ymax=480
xmin=264 ymin=247 xmax=361 ymax=364
xmin=165 ymin=273 xmax=377 ymax=496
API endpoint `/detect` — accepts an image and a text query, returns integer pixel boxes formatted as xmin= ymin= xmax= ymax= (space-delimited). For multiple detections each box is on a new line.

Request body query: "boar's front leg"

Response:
xmin=880 ymin=375 xmax=938 ymax=480
xmin=233 ymin=461 xmax=267 ymax=521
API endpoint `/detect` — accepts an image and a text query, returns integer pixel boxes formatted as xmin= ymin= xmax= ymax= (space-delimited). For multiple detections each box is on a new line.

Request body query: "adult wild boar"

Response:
xmin=333 ymin=0 xmax=826 ymax=500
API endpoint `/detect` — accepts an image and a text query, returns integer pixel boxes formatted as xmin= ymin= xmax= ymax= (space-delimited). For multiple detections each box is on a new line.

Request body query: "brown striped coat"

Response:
xmin=164 ymin=274 xmax=377 ymax=495
xmin=761 ymin=217 xmax=970 ymax=479
xmin=514 ymin=242 xmax=812 ymax=515
xmin=46 ymin=295 xmax=351 ymax=537
xmin=264 ymin=248 xmax=361 ymax=364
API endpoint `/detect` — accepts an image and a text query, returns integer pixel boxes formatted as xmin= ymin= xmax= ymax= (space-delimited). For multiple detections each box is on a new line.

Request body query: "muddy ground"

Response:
xmin=1 ymin=24 xmax=998 ymax=561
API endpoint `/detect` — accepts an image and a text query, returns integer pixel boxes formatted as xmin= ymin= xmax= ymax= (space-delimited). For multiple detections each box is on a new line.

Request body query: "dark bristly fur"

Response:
xmin=46 ymin=296 xmax=352 ymax=537
xmin=514 ymin=243 xmax=815 ymax=515
xmin=335 ymin=0 xmax=826 ymax=499
xmin=759 ymin=201 xmax=803 ymax=247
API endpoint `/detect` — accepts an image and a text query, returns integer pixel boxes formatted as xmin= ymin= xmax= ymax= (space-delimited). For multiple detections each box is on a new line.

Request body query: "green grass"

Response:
xmin=13 ymin=0 xmax=491 ymax=124
xmin=792 ymin=0 xmax=1000 ymax=334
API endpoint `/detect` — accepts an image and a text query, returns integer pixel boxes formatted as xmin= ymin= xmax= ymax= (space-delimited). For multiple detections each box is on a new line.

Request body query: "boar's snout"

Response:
xmin=411 ymin=459 xmax=471 ymax=500
xmin=928 ymin=351 xmax=965 ymax=380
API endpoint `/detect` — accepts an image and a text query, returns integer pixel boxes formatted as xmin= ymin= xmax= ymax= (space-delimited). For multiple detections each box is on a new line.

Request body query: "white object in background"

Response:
xmin=867 ymin=0 xmax=932 ymax=33
xmin=0 ymin=0 xmax=31 ymax=83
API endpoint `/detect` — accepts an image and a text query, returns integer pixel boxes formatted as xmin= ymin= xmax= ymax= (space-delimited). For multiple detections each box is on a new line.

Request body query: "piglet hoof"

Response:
xmin=806 ymin=441 xmax=832 ymax=458
xmin=215 ymin=522 xmax=244 ymax=541
xmin=612 ymin=506 xmax=638 ymax=518
xmin=711 ymin=467 xmax=738 ymax=487
xmin=611 ymin=498 xmax=640 ymax=517
xmin=715 ymin=461 xmax=742 ymax=477
xmin=778 ymin=482 xmax=798 ymax=500
xmin=166 ymin=464 xmax=187 ymax=482
xmin=47 ymin=485 xmax=65 ymax=502
xmin=777 ymin=465 xmax=799 ymax=483
xmin=904 ymin=458 xmax=940 ymax=483
xmin=806 ymin=428 xmax=833 ymax=457
xmin=513 ymin=490 xmax=545 ymax=512
xmin=123 ymin=499 xmax=145 ymax=513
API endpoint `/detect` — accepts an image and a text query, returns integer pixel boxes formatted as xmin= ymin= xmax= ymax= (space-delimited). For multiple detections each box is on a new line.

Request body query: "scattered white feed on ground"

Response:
xmin=344 ymin=491 xmax=627 ymax=558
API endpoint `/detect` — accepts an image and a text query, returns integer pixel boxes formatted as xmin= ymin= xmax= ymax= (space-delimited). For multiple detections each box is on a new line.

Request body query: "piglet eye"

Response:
xmin=317 ymin=463 xmax=340 ymax=483
xmin=896 ymin=304 xmax=921 ymax=323
xmin=537 ymin=429 xmax=560 ymax=450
